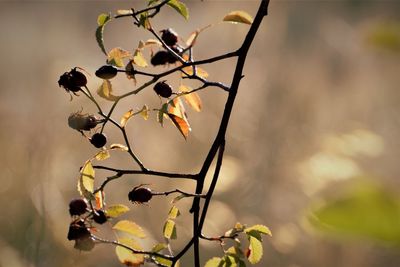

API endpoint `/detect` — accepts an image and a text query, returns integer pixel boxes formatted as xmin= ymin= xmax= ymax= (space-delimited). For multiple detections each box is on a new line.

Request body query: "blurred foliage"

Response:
xmin=367 ymin=22 xmax=400 ymax=52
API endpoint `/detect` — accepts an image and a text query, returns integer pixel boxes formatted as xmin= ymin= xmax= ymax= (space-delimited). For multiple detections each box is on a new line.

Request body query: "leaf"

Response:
xmin=223 ymin=11 xmax=253 ymax=25
xmin=125 ymin=60 xmax=136 ymax=82
xmin=204 ymin=257 xmax=223 ymax=267
xmin=113 ymin=220 xmax=146 ymax=238
xmin=97 ymin=80 xmax=119 ymax=101
xmin=96 ymin=13 xmax=111 ymax=55
xmin=140 ymin=104 xmax=149 ymax=120
xmin=171 ymin=193 xmax=187 ymax=204
xmin=95 ymin=191 xmax=104 ymax=210
xmin=115 ymin=238 xmax=144 ymax=266
xmin=367 ymin=22 xmax=400 ymax=52
xmin=138 ymin=11 xmax=151 ymax=29
xmin=158 ymin=103 xmax=169 ymax=126
xmin=117 ymin=9 xmax=133 ymax=16
xmin=153 ymin=257 xmax=173 ymax=267
xmin=226 ymin=246 xmax=245 ymax=259
xmin=78 ymin=160 xmax=95 ymax=200
xmin=247 ymin=233 xmax=263 ymax=264
xmin=151 ymin=243 xmax=167 ymax=253
xmin=110 ymin=143 xmax=129 ymax=151
xmin=182 ymin=66 xmax=209 ymax=78
xmin=107 ymin=47 xmax=132 ymax=67
xmin=163 ymin=219 xmax=177 ymax=239
xmin=186 ymin=24 xmax=212 ymax=47
xmin=95 ymin=149 xmax=110 ymax=161
xmin=133 ymin=49 xmax=148 ymax=67
xmin=168 ymin=206 xmax=180 ymax=219
xmin=167 ymin=113 xmax=191 ymax=139
xmin=121 ymin=109 xmax=135 ymax=128
xmin=145 ymin=39 xmax=162 ymax=47
xmin=106 ymin=204 xmax=130 ymax=218
xmin=167 ymin=0 xmax=189 ymax=20
xmin=245 ymin=225 xmax=272 ymax=237
xmin=179 ymin=85 xmax=202 ymax=112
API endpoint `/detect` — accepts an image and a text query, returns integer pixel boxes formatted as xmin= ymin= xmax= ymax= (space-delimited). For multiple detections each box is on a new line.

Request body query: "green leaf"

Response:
xmin=223 ymin=11 xmax=253 ymax=25
xmin=113 ymin=220 xmax=146 ymax=238
xmin=244 ymin=225 xmax=272 ymax=237
xmin=163 ymin=219 xmax=177 ymax=239
xmin=96 ymin=13 xmax=111 ymax=55
xmin=158 ymin=103 xmax=169 ymax=126
xmin=167 ymin=0 xmax=189 ymax=20
xmin=168 ymin=206 xmax=180 ymax=219
xmin=97 ymin=80 xmax=119 ymax=101
xmin=226 ymin=246 xmax=245 ymax=259
xmin=115 ymin=238 xmax=144 ymax=266
xmin=246 ymin=233 xmax=263 ymax=264
xmin=308 ymin=182 xmax=400 ymax=246
xmin=106 ymin=204 xmax=130 ymax=218
xmin=151 ymin=243 xmax=168 ymax=253
xmin=204 ymin=257 xmax=223 ymax=267
xmin=153 ymin=257 xmax=173 ymax=267
xmin=138 ymin=11 xmax=151 ymax=29
xmin=78 ymin=160 xmax=95 ymax=200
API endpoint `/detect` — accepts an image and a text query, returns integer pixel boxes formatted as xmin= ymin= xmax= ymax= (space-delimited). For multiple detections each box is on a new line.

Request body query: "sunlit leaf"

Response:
xmin=167 ymin=113 xmax=191 ymax=139
xmin=133 ymin=49 xmax=148 ymax=67
xmin=168 ymin=98 xmax=186 ymax=118
xmin=153 ymin=257 xmax=173 ymax=267
xmin=158 ymin=103 xmax=169 ymax=126
xmin=163 ymin=219 xmax=177 ymax=239
xmin=151 ymin=243 xmax=167 ymax=253
xmin=204 ymin=257 xmax=223 ymax=267
xmin=168 ymin=206 xmax=180 ymax=219
xmin=110 ymin=143 xmax=129 ymax=151
xmin=140 ymin=104 xmax=149 ymax=120
xmin=113 ymin=220 xmax=146 ymax=238
xmin=223 ymin=10 xmax=253 ymax=25
xmin=138 ymin=12 xmax=151 ymax=29
xmin=182 ymin=66 xmax=209 ymax=78
xmin=185 ymin=24 xmax=212 ymax=47
xmin=226 ymin=246 xmax=245 ymax=259
xmin=145 ymin=39 xmax=162 ymax=47
xmin=117 ymin=9 xmax=133 ymax=16
xmin=78 ymin=160 xmax=95 ymax=200
xmin=179 ymin=85 xmax=202 ymax=112
xmin=245 ymin=225 xmax=272 ymax=237
xmin=95 ymin=191 xmax=104 ymax=210
xmin=167 ymin=0 xmax=189 ymax=20
xmin=121 ymin=109 xmax=135 ymax=128
xmin=246 ymin=232 xmax=263 ymax=264
xmin=95 ymin=149 xmax=110 ymax=161
xmin=106 ymin=204 xmax=130 ymax=218
xmin=96 ymin=13 xmax=111 ymax=55
xmin=107 ymin=47 xmax=132 ymax=67
xmin=115 ymin=238 xmax=144 ymax=266
xmin=97 ymin=80 xmax=119 ymax=101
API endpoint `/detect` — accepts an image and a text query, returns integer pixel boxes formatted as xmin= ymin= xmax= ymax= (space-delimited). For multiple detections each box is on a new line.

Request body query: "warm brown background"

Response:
xmin=0 ymin=1 xmax=399 ymax=266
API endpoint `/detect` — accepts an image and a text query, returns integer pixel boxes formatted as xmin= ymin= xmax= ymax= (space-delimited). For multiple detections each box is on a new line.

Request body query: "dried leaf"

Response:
xmin=97 ymin=80 xmax=119 ymax=101
xmin=223 ymin=10 xmax=253 ymax=25
xmin=117 ymin=9 xmax=133 ymax=16
xmin=186 ymin=24 xmax=212 ymax=47
xmin=78 ymin=160 xmax=95 ymax=200
xmin=113 ymin=220 xmax=146 ymax=238
xmin=115 ymin=238 xmax=144 ymax=266
xmin=140 ymin=104 xmax=149 ymax=120
xmin=95 ymin=150 xmax=110 ymax=161
xmin=110 ymin=143 xmax=129 ymax=151
xmin=125 ymin=60 xmax=136 ymax=83
xmin=163 ymin=219 xmax=177 ymax=239
xmin=182 ymin=66 xmax=209 ymax=78
xmin=179 ymin=85 xmax=202 ymax=112
xmin=167 ymin=113 xmax=191 ymax=139
xmin=121 ymin=109 xmax=135 ymax=128
xmin=95 ymin=191 xmax=104 ymax=209
xmin=107 ymin=47 xmax=132 ymax=67
xmin=145 ymin=39 xmax=162 ymax=46
xmin=133 ymin=49 xmax=148 ymax=67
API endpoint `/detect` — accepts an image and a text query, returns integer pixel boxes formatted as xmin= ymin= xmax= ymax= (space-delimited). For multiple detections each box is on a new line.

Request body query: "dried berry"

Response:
xmin=151 ymin=50 xmax=170 ymax=66
xmin=93 ymin=210 xmax=107 ymax=224
xmin=90 ymin=133 xmax=107 ymax=148
xmin=69 ymin=198 xmax=88 ymax=216
xmin=161 ymin=28 xmax=179 ymax=46
xmin=70 ymin=68 xmax=87 ymax=87
xmin=154 ymin=81 xmax=173 ymax=98
xmin=128 ymin=186 xmax=153 ymax=204
xmin=95 ymin=65 xmax=118 ymax=80
xmin=58 ymin=68 xmax=87 ymax=93
xmin=68 ymin=112 xmax=99 ymax=132
xmin=67 ymin=220 xmax=90 ymax=240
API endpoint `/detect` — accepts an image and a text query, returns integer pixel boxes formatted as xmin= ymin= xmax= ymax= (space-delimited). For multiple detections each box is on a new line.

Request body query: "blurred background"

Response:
xmin=1 ymin=0 xmax=400 ymax=266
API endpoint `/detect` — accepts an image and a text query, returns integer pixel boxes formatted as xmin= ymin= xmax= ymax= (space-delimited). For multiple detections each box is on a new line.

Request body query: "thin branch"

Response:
xmin=152 ymin=189 xmax=206 ymax=198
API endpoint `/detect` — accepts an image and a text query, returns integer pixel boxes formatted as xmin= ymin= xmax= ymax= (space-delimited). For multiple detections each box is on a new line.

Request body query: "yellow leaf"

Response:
xmin=163 ymin=219 xmax=177 ymax=239
xmin=110 ymin=143 xmax=129 ymax=151
xmin=121 ymin=109 xmax=134 ymax=128
xmin=115 ymin=238 xmax=144 ymax=266
xmin=182 ymin=66 xmax=209 ymax=78
xmin=140 ymin=104 xmax=149 ymax=120
xmin=133 ymin=49 xmax=148 ymax=67
xmin=116 ymin=9 xmax=133 ymax=16
xmin=179 ymin=85 xmax=202 ymax=112
xmin=107 ymin=47 xmax=132 ymax=67
xmin=223 ymin=10 xmax=253 ymax=25
xmin=95 ymin=150 xmax=110 ymax=161
xmin=106 ymin=204 xmax=130 ymax=218
xmin=185 ymin=24 xmax=212 ymax=47
xmin=78 ymin=160 xmax=95 ymax=200
xmin=168 ymin=206 xmax=180 ymax=219
xmin=168 ymin=97 xmax=186 ymax=119
xmin=167 ymin=113 xmax=191 ymax=139
xmin=97 ymin=80 xmax=119 ymax=101
xmin=113 ymin=220 xmax=146 ymax=238
xmin=95 ymin=191 xmax=104 ymax=209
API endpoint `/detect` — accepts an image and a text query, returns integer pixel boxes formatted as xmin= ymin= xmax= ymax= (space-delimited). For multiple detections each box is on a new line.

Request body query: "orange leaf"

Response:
xmin=179 ymin=85 xmax=202 ymax=112
xmin=167 ymin=113 xmax=191 ymax=139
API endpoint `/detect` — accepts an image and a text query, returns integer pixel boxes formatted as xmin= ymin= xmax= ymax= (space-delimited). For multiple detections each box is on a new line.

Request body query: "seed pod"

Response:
xmin=151 ymin=50 xmax=171 ymax=66
xmin=69 ymin=198 xmax=88 ymax=216
xmin=161 ymin=28 xmax=179 ymax=46
xmin=68 ymin=112 xmax=99 ymax=131
xmin=95 ymin=65 xmax=118 ymax=80
xmin=67 ymin=220 xmax=91 ymax=240
xmin=90 ymin=133 xmax=107 ymax=148
xmin=93 ymin=210 xmax=108 ymax=224
xmin=154 ymin=81 xmax=173 ymax=98
xmin=128 ymin=186 xmax=153 ymax=204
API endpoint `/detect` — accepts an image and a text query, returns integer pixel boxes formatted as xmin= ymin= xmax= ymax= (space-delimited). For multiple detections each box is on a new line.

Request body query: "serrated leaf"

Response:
xmin=167 ymin=0 xmax=189 ymax=20
xmin=163 ymin=219 xmax=177 ymax=239
xmin=121 ymin=109 xmax=135 ymax=128
xmin=133 ymin=49 xmax=148 ymax=67
xmin=107 ymin=47 xmax=132 ymax=67
xmin=97 ymin=80 xmax=119 ymax=101
xmin=95 ymin=149 xmax=110 ymax=161
xmin=110 ymin=143 xmax=129 ymax=151
xmin=115 ymin=238 xmax=144 ymax=266
xmin=151 ymin=243 xmax=167 ymax=253
xmin=179 ymin=85 xmax=202 ymax=112
xmin=168 ymin=206 xmax=180 ymax=219
xmin=167 ymin=113 xmax=191 ymax=139
xmin=247 ymin=233 xmax=263 ymax=264
xmin=140 ymin=104 xmax=149 ymax=120
xmin=95 ymin=191 xmax=104 ymax=210
xmin=204 ymin=257 xmax=223 ymax=267
xmin=223 ymin=11 xmax=253 ymax=25
xmin=96 ymin=13 xmax=111 ymax=55
xmin=106 ymin=204 xmax=130 ymax=218
xmin=117 ymin=9 xmax=133 ymax=16
xmin=244 ymin=225 xmax=272 ymax=237
xmin=113 ymin=220 xmax=146 ymax=238
xmin=78 ymin=160 xmax=95 ymax=200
